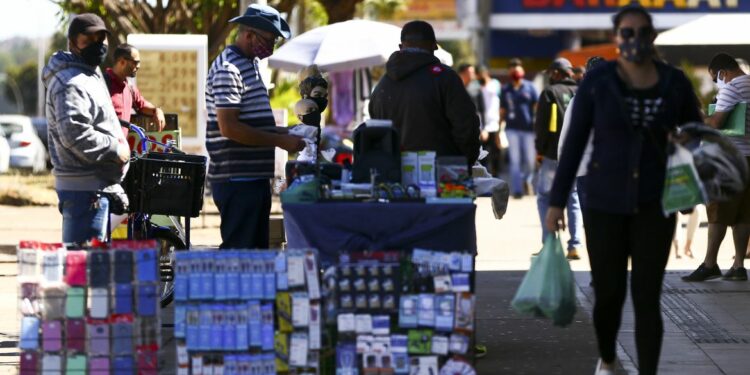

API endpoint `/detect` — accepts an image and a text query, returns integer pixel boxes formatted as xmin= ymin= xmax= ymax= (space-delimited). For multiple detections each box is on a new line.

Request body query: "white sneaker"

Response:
xmin=594 ymin=358 xmax=616 ymax=375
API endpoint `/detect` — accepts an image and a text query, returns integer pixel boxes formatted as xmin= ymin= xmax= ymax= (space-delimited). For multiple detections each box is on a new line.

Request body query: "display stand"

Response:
xmin=17 ymin=240 xmax=161 ymax=374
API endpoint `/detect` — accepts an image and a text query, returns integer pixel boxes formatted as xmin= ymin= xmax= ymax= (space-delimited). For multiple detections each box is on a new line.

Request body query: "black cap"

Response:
xmin=508 ymin=58 xmax=522 ymax=68
xmin=548 ymin=57 xmax=573 ymax=72
xmin=401 ymin=20 xmax=436 ymax=43
xmin=68 ymin=13 xmax=109 ymax=39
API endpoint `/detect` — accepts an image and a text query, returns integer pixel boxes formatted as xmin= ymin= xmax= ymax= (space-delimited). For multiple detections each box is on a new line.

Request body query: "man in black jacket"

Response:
xmin=369 ymin=20 xmax=480 ymax=166
xmin=534 ymin=58 xmax=582 ymax=260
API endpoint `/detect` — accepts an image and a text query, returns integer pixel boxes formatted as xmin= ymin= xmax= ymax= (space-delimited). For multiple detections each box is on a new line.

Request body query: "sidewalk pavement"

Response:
xmin=1 ymin=197 xmax=749 ymax=374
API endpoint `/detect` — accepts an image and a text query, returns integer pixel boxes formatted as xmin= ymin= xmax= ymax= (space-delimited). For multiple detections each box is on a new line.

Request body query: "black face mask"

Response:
xmin=309 ymin=97 xmax=328 ymax=113
xmin=80 ymin=42 xmax=108 ymax=67
xmin=618 ymin=37 xmax=653 ymax=64
xmin=301 ymin=112 xmax=321 ymax=127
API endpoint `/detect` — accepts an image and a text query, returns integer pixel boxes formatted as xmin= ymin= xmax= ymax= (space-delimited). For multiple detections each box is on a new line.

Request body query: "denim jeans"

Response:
xmin=57 ymin=190 xmax=109 ymax=243
xmin=212 ymin=179 xmax=272 ymax=249
xmin=506 ymin=129 xmax=536 ymax=195
xmin=536 ymin=157 xmax=583 ymax=250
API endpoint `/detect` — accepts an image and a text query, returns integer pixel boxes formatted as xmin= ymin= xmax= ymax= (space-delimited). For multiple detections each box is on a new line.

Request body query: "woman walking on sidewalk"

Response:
xmin=545 ymin=5 xmax=702 ymax=375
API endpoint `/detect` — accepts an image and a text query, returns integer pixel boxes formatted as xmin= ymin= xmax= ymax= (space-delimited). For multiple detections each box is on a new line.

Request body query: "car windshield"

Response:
xmin=0 ymin=123 xmax=23 ymax=137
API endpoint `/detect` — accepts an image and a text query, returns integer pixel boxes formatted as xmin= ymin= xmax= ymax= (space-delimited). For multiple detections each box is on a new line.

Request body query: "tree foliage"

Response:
xmin=4 ymin=62 xmax=38 ymax=115
xmin=53 ymin=0 xmax=239 ymax=61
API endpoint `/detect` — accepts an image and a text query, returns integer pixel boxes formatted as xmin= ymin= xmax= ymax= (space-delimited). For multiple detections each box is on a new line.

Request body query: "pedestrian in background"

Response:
xmin=205 ymin=4 xmax=305 ymax=249
xmin=545 ymin=5 xmax=702 ymax=374
xmin=534 ymin=57 xmax=580 ymax=259
xmin=683 ymin=52 xmax=750 ymax=281
xmin=369 ymin=20 xmax=480 ymax=166
xmin=104 ymin=43 xmax=166 ymax=135
xmin=501 ymin=58 xmax=538 ymax=198
xmin=477 ymin=65 xmax=503 ymax=177
xmin=42 ymin=14 xmax=130 ymax=243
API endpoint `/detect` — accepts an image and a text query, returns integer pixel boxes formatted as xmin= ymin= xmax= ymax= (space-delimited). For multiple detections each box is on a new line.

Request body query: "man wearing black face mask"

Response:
xmin=206 ymin=4 xmax=305 ymax=249
xmin=42 ymin=13 xmax=130 ymax=243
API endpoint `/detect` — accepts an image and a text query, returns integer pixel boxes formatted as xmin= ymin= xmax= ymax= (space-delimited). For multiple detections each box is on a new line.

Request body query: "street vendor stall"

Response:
xmin=284 ymin=202 xmax=476 ymax=264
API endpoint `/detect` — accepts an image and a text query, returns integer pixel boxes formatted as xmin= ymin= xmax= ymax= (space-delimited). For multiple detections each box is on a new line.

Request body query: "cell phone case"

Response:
xmin=137 ymin=284 xmax=157 ymax=317
xmin=64 ymin=251 xmax=87 ymax=286
xmin=89 ymin=357 xmax=110 ymax=375
xmin=66 ymin=354 xmax=87 ymax=373
xmin=113 ymin=356 xmax=135 ymax=375
xmin=41 ymin=286 xmax=66 ymax=320
xmin=89 ymin=288 xmax=109 ymax=319
xmin=19 ymin=351 xmax=38 ymax=375
xmin=111 ymin=322 xmax=134 ymax=356
xmin=66 ymin=319 xmax=86 ymax=352
xmin=137 ymin=349 xmax=158 ymax=374
xmin=19 ymin=317 xmax=39 ymax=350
xmin=114 ymin=283 xmax=133 ymax=314
xmin=88 ymin=251 xmax=111 ymax=287
xmin=135 ymin=249 xmax=158 ymax=282
xmin=65 ymin=287 xmax=85 ymax=318
xmin=41 ymin=320 xmax=62 ymax=352
xmin=114 ymin=250 xmax=134 ymax=283
xmin=88 ymin=323 xmax=110 ymax=356
xmin=41 ymin=354 xmax=61 ymax=374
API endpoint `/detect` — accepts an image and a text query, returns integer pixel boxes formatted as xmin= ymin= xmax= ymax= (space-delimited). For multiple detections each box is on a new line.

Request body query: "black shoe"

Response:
xmin=722 ymin=267 xmax=748 ymax=281
xmin=681 ymin=263 xmax=721 ymax=282
xmin=512 ymin=193 xmax=523 ymax=200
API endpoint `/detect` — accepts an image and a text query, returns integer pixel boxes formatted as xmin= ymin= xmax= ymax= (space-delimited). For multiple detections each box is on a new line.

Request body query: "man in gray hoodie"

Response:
xmin=43 ymin=13 xmax=130 ymax=243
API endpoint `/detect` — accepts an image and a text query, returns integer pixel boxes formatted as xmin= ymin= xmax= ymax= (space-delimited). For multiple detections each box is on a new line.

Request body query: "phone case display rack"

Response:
xmin=322 ymin=249 xmax=477 ymax=375
xmin=172 ymin=249 xmax=321 ymax=375
xmin=17 ymin=240 xmax=161 ymax=374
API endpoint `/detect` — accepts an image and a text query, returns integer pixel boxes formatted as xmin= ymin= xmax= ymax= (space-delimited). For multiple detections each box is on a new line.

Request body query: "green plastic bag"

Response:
xmin=662 ymin=142 xmax=706 ymax=215
xmin=708 ymin=103 xmax=746 ymax=137
xmin=511 ymin=233 xmax=577 ymax=327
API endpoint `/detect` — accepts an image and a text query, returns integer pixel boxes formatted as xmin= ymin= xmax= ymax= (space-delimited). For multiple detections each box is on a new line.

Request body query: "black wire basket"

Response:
xmin=125 ymin=152 xmax=207 ymax=217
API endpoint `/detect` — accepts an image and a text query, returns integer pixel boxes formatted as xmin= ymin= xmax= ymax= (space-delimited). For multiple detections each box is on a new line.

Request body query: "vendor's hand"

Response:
xmin=545 ymin=206 xmax=566 ymax=232
xmin=116 ymin=141 xmax=130 ymax=164
xmin=153 ymin=108 xmax=166 ymax=132
xmin=279 ymin=135 xmax=306 ymax=153
xmin=480 ymin=130 xmax=489 ymax=142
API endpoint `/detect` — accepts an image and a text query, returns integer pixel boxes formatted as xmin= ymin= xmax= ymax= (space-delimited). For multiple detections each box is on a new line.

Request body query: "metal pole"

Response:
xmin=37 ymin=37 xmax=47 ymax=117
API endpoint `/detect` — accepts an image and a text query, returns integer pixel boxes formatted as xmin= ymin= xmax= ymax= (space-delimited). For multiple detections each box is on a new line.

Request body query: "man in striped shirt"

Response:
xmin=683 ymin=53 xmax=750 ymax=282
xmin=206 ymin=4 xmax=304 ymax=249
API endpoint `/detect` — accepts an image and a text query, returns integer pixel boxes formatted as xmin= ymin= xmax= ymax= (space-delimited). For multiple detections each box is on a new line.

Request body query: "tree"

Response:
xmin=361 ymin=0 xmax=406 ymax=20
xmin=4 ymin=62 xmax=38 ymax=115
xmin=53 ymin=0 xmax=239 ymax=61
xmin=318 ymin=0 xmax=365 ymax=23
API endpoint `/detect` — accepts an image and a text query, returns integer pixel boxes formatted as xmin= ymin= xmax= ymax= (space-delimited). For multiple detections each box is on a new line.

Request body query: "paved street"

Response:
xmin=1 ymin=196 xmax=749 ymax=374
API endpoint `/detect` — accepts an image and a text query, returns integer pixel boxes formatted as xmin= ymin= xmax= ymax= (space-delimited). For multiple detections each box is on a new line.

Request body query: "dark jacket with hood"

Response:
xmin=550 ymin=61 xmax=702 ymax=214
xmin=534 ymin=77 xmax=578 ymax=160
xmin=42 ymin=51 xmax=127 ymax=192
xmin=369 ymin=50 xmax=480 ymax=165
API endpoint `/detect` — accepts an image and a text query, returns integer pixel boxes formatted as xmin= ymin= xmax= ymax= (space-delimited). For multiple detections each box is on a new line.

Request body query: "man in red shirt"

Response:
xmin=105 ymin=43 xmax=165 ymax=137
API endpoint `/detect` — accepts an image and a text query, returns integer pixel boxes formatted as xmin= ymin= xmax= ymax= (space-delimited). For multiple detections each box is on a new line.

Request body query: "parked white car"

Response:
xmin=0 ymin=127 xmax=10 ymax=174
xmin=0 ymin=115 xmax=47 ymax=173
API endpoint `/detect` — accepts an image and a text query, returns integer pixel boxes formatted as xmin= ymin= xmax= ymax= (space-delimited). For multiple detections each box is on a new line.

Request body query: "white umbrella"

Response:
xmin=269 ymin=19 xmax=453 ymax=72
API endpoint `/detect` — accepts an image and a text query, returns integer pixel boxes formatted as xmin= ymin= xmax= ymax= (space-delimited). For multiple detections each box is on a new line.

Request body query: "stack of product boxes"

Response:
xmin=401 ymin=151 xmax=436 ymax=198
xmin=326 ymin=249 xmax=477 ymax=375
xmin=173 ymin=249 xmax=321 ymax=374
xmin=18 ymin=240 xmax=160 ymax=374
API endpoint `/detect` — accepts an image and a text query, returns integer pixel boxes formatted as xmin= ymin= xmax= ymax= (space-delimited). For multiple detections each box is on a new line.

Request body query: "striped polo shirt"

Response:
xmin=715 ymin=74 xmax=750 ymax=156
xmin=205 ymin=45 xmax=276 ymax=182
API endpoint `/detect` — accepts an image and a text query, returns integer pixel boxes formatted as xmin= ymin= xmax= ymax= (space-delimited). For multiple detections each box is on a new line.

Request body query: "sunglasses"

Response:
xmin=253 ymin=31 xmax=279 ymax=46
xmin=618 ymin=26 xmax=653 ymax=39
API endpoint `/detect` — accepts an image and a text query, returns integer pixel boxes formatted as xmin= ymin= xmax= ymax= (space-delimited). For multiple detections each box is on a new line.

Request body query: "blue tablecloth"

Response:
xmin=283 ymin=202 xmax=477 ymax=263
